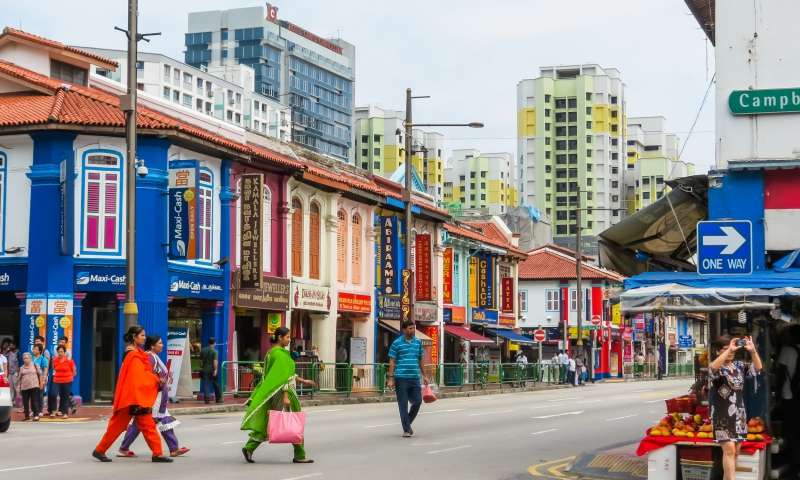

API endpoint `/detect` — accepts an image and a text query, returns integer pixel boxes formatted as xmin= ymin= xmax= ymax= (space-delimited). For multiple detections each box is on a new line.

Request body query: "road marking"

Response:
xmin=0 ymin=462 xmax=73 ymax=473
xmin=547 ymin=396 xmax=578 ymax=402
xmin=528 ymin=456 xmax=576 ymax=479
xmin=427 ymin=445 xmax=471 ymax=455
xmin=606 ymin=414 xmax=639 ymax=421
xmin=530 ymin=428 xmax=559 ymax=436
xmin=420 ymin=408 xmax=464 ymax=415
xmin=411 ymin=442 xmax=442 ymax=447
xmin=530 ymin=405 xmax=556 ymax=410
xmin=575 ymin=399 xmax=602 ymax=404
xmin=532 ymin=411 xmax=583 ymax=419
xmin=468 ymin=409 xmax=513 ymax=417
xmin=221 ymin=440 xmax=244 ymax=445
xmin=277 ymin=474 xmax=323 ymax=480
xmin=645 ymin=399 xmax=666 ymax=404
xmin=308 ymin=409 xmax=343 ymax=413
xmin=364 ymin=423 xmax=395 ymax=429
xmin=633 ymin=388 xmax=654 ymax=393
xmin=201 ymin=421 xmax=240 ymax=428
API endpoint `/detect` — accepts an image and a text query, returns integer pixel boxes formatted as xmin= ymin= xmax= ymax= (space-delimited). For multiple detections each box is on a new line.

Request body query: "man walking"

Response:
xmin=200 ymin=338 xmax=222 ymax=404
xmin=386 ymin=320 xmax=428 ymax=438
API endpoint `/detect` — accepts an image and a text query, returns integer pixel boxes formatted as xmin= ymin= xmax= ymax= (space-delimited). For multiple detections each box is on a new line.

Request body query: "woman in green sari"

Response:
xmin=241 ymin=327 xmax=316 ymax=464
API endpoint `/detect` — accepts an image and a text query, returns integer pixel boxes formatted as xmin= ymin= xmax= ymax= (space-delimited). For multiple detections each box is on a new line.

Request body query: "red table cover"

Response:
xmin=636 ymin=433 xmax=772 ymax=457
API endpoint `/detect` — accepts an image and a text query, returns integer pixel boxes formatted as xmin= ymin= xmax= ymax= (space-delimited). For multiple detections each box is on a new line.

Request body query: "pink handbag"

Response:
xmin=268 ymin=410 xmax=306 ymax=444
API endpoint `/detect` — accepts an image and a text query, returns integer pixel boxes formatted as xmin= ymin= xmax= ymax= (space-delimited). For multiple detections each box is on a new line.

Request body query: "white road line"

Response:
xmin=364 ymin=423 xmax=396 ymax=429
xmin=468 ymin=409 xmax=513 ymax=417
xmin=201 ymin=421 xmax=240 ymax=428
xmin=576 ymin=399 xmax=602 ymax=404
xmin=530 ymin=428 xmax=559 ymax=436
xmin=546 ymin=396 xmax=578 ymax=402
xmin=307 ymin=409 xmax=343 ymax=413
xmin=0 ymin=462 xmax=73 ymax=473
xmin=532 ymin=411 xmax=583 ymax=419
xmin=427 ymin=445 xmax=472 ymax=455
xmin=645 ymin=399 xmax=666 ymax=404
xmin=420 ymin=408 xmax=465 ymax=415
xmin=606 ymin=414 xmax=639 ymax=421
xmin=530 ymin=405 xmax=555 ymax=410
xmin=221 ymin=440 xmax=244 ymax=445
xmin=633 ymin=388 xmax=654 ymax=393
xmin=277 ymin=473 xmax=323 ymax=480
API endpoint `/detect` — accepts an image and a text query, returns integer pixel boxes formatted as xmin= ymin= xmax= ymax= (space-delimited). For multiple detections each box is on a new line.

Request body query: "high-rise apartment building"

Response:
xmin=186 ymin=4 xmax=355 ymax=162
xmin=517 ymin=64 xmax=626 ymax=251
xmin=443 ymin=149 xmax=518 ymax=216
xmin=625 ymin=116 xmax=694 ymax=213
xmin=352 ymin=105 xmax=445 ymax=202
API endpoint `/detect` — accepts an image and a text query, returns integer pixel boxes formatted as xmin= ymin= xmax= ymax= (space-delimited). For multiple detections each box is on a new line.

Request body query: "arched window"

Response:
xmin=291 ymin=197 xmax=303 ymax=276
xmin=262 ymin=186 xmax=272 ymax=273
xmin=309 ymin=201 xmax=321 ymax=279
xmin=336 ymin=209 xmax=347 ymax=283
xmin=351 ymin=213 xmax=362 ymax=285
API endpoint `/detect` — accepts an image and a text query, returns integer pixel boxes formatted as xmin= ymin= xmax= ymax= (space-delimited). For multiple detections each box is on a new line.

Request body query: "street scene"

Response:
xmin=1 ymin=0 xmax=799 ymax=480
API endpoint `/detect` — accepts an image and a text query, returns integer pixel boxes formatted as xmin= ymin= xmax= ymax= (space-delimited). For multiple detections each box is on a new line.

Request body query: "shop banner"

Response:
xmin=168 ymin=270 xmax=225 ymax=300
xmin=468 ymin=257 xmax=478 ymax=307
xmin=443 ymin=306 xmax=466 ymax=325
xmin=419 ymin=326 xmax=439 ymax=365
xmin=291 ymin=282 xmax=331 ymax=312
xmin=415 ymin=234 xmax=432 ymax=301
xmin=47 ymin=294 xmax=73 ymax=356
xmin=634 ymin=314 xmax=646 ymax=332
xmin=350 ymin=337 xmax=368 ymax=365
xmin=74 ymin=266 xmax=126 ymax=292
xmin=24 ymin=293 xmax=47 ymax=353
xmin=442 ymin=247 xmax=453 ymax=304
xmin=234 ymin=274 xmax=290 ymax=310
xmin=499 ymin=314 xmax=516 ymax=327
xmin=378 ymin=294 xmax=401 ymax=320
xmin=239 ymin=173 xmax=264 ymax=289
xmin=478 ymin=255 xmax=494 ymax=308
xmin=611 ymin=303 xmax=621 ymax=327
xmin=414 ymin=301 xmax=438 ymax=324
xmin=168 ymin=160 xmax=198 ymax=260
xmin=380 ymin=216 xmax=400 ymax=294
xmin=338 ymin=292 xmax=372 ymax=314
xmin=166 ymin=328 xmax=189 ymax=399
xmin=401 ymin=269 xmax=413 ymax=322
xmin=0 ymin=264 xmax=27 ymax=292
xmin=501 ymin=277 xmax=514 ymax=313
xmin=472 ymin=307 xmax=498 ymax=324
xmin=266 ymin=313 xmax=282 ymax=334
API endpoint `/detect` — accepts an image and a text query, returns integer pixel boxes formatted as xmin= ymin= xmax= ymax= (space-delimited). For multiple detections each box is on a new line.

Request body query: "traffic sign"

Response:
xmin=533 ymin=329 xmax=546 ymax=342
xmin=591 ymin=315 xmax=601 ymax=326
xmin=697 ymin=220 xmax=753 ymax=275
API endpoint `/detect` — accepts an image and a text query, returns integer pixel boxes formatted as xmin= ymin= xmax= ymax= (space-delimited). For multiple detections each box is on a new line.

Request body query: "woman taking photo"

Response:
xmin=49 ymin=345 xmax=75 ymax=419
xmin=709 ymin=335 xmax=763 ymax=480
xmin=240 ymin=327 xmax=316 ymax=464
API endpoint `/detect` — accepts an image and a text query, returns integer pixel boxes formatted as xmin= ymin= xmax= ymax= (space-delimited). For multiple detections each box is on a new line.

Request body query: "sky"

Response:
xmin=1 ymin=0 xmax=716 ymax=172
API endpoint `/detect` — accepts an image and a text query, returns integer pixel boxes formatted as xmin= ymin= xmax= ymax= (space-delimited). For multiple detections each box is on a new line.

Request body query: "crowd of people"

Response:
xmin=0 ymin=336 xmax=77 ymax=421
xmin=550 ymin=350 xmax=588 ymax=386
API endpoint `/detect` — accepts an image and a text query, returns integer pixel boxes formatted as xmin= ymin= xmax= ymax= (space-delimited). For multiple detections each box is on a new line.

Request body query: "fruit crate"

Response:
xmin=679 ymin=446 xmax=713 ymax=463
xmin=666 ymin=397 xmax=695 ymax=413
xmin=680 ymin=460 xmax=713 ymax=480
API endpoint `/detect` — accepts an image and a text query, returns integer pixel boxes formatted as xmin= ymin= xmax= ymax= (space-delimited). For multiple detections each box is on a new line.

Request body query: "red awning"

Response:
xmin=444 ymin=325 xmax=494 ymax=344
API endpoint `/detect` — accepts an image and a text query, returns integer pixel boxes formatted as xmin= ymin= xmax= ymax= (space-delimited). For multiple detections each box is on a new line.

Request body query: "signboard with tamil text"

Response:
xmin=291 ymin=282 xmax=331 ymax=312
xmin=169 ymin=269 xmax=225 ymax=300
xmin=234 ymin=274 xmax=290 ymax=311
xmin=338 ymin=292 xmax=372 ymax=314
xmin=239 ymin=173 xmax=264 ymax=289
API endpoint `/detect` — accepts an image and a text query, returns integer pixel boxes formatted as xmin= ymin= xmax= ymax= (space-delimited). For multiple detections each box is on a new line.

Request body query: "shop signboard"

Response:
xmin=380 ymin=216 xmax=400 ymax=294
xmin=266 ymin=313 xmax=282 ymax=334
xmin=634 ymin=314 xmax=646 ymax=332
xmin=611 ymin=303 xmax=621 ymax=326
xmin=678 ymin=335 xmax=694 ymax=349
xmin=378 ymin=294 xmax=401 ymax=320
xmin=338 ymin=292 xmax=372 ymax=314
xmin=413 ymin=301 xmax=438 ymax=324
xmin=498 ymin=313 xmax=516 ymax=327
xmin=234 ymin=275 xmax=290 ymax=310
xmin=74 ymin=266 xmax=126 ymax=292
xmin=291 ymin=282 xmax=331 ymax=312
xmin=239 ymin=173 xmax=263 ymax=289
xmin=442 ymin=247 xmax=453 ymax=304
xmin=47 ymin=294 xmax=73 ymax=356
xmin=24 ymin=293 xmax=47 ymax=353
xmin=415 ymin=234 xmax=432 ymax=301
xmin=168 ymin=270 xmax=225 ymax=300
xmin=0 ymin=264 xmax=27 ymax=291
xmin=168 ymin=160 xmax=198 ymax=260
xmin=443 ymin=305 xmax=466 ymax=325
xmin=166 ymin=328 xmax=189 ymax=399
xmin=350 ymin=337 xmax=367 ymax=365
xmin=401 ymin=269 xmax=413 ymax=322
xmin=419 ymin=326 xmax=439 ymax=365
xmin=501 ymin=277 xmax=514 ymax=313
xmin=472 ymin=307 xmax=498 ymax=324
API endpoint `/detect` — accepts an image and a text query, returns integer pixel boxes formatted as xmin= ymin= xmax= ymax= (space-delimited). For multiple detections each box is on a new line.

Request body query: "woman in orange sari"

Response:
xmin=92 ymin=326 xmax=172 ymax=463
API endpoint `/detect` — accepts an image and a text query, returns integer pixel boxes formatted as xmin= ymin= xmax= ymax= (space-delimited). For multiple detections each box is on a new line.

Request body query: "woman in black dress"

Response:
xmin=709 ymin=335 xmax=763 ymax=480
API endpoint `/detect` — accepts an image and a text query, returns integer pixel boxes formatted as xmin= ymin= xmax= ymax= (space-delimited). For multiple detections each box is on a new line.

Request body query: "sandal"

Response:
xmin=170 ymin=447 xmax=190 ymax=457
xmin=117 ymin=450 xmax=137 ymax=458
xmin=293 ymin=458 xmax=315 ymax=464
xmin=33 ymin=416 xmax=39 ymax=422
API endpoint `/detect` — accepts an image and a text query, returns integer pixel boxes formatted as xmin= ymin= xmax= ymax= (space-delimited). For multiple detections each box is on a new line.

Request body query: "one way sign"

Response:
xmin=697 ymin=220 xmax=753 ymax=275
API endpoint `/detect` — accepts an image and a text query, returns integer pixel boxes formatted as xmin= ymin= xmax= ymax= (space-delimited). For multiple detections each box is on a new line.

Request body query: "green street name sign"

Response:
xmin=729 ymin=88 xmax=800 ymax=115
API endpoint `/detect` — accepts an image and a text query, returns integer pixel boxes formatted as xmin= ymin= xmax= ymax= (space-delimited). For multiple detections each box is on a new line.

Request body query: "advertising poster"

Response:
xmin=47 ymin=294 xmax=73 ymax=355
xmin=168 ymin=160 xmax=198 ymax=260
xmin=349 ymin=337 xmax=367 ymax=365
xmin=166 ymin=328 xmax=189 ymax=399
xmin=239 ymin=173 xmax=264 ymax=289
xmin=24 ymin=293 xmax=47 ymax=353
xmin=415 ymin=233 xmax=432 ymax=301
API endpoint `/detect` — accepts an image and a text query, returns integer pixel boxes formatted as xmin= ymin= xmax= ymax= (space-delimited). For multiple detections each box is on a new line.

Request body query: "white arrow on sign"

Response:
xmin=703 ymin=226 xmax=746 ymax=255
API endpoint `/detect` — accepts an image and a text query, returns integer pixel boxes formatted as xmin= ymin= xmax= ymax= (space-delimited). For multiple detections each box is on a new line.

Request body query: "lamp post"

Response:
xmin=402 ymin=88 xmax=483 ymax=322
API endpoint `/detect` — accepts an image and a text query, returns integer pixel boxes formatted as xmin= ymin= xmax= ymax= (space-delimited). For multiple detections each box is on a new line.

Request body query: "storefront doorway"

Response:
xmin=0 ymin=292 xmax=20 ymax=347
xmin=93 ymin=305 xmax=117 ymax=401
xmin=235 ymin=312 xmax=261 ymax=362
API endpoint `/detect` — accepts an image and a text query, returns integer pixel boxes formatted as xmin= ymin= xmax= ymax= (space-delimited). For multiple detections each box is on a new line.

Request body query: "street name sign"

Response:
xmin=729 ymin=88 xmax=800 ymax=115
xmin=697 ymin=220 xmax=753 ymax=275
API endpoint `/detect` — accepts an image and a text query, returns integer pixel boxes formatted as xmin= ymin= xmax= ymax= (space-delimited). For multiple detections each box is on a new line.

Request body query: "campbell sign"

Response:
xmin=291 ymin=282 xmax=331 ymax=312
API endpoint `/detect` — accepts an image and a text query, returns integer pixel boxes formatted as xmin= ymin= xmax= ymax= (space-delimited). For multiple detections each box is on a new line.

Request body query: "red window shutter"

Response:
xmin=337 ymin=210 xmax=347 ymax=283
xmin=351 ymin=214 xmax=362 ymax=285
xmin=291 ymin=199 xmax=303 ymax=276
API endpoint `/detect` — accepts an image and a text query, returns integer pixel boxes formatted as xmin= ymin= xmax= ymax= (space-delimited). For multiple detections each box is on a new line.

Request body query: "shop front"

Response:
xmin=336 ymin=291 xmax=372 ymax=365
xmin=471 ymin=308 xmax=502 ymax=380
xmin=233 ymin=274 xmax=290 ymax=362
xmin=414 ymin=301 xmax=439 ymax=366
xmin=0 ymin=263 xmax=25 ymax=350
xmin=375 ymin=294 xmax=433 ymax=363
xmin=289 ymin=282 xmax=332 ymax=362
xmin=442 ymin=305 xmax=467 ymax=363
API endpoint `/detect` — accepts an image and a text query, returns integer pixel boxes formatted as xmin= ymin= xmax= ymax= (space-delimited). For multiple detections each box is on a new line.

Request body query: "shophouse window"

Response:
xmin=309 ymin=201 xmax=321 ymax=279
xmin=351 ymin=213 xmax=362 ymax=285
xmin=545 ymin=289 xmax=559 ymax=311
xmin=291 ymin=197 xmax=303 ymax=276
xmin=337 ymin=209 xmax=347 ymax=282
xmin=570 ymin=289 xmax=578 ymax=311
xmin=197 ymin=169 xmax=213 ymax=263
xmin=82 ymin=152 xmax=122 ymax=253
xmin=262 ymin=186 xmax=272 ymax=273
xmin=519 ymin=290 xmax=528 ymax=312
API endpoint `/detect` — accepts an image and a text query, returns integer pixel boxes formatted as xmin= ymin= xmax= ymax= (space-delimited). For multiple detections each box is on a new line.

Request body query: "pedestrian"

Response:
xmin=48 ymin=336 xmax=76 ymax=415
xmin=576 ymin=357 xmax=584 ymax=385
xmin=48 ymin=345 xmax=75 ymax=419
xmin=568 ymin=356 xmax=577 ymax=386
xmin=118 ymin=335 xmax=190 ymax=458
xmin=18 ymin=352 xmax=43 ymax=421
xmin=4 ymin=341 xmax=19 ymax=407
xmin=32 ymin=342 xmax=49 ymax=408
xmin=200 ymin=337 xmax=222 ymax=404
xmin=92 ymin=325 xmax=172 ymax=463
xmin=709 ymin=335 xmax=762 ymax=480
xmin=560 ymin=351 xmax=569 ymax=384
xmin=0 ymin=347 xmax=6 ymax=377
xmin=777 ymin=325 xmax=800 ymax=478
xmin=240 ymin=327 xmax=316 ymax=464
xmin=386 ymin=320 xmax=429 ymax=438
xmin=515 ymin=351 xmax=528 ymax=387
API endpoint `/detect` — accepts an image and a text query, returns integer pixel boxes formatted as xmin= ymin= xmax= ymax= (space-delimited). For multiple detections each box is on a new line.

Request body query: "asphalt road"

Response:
xmin=0 ymin=379 xmax=690 ymax=480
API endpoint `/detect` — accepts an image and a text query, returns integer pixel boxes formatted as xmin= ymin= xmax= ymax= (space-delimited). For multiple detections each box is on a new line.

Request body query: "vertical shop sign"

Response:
xmin=478 ymin=255 xmax=494 ymax=308
xmin=415 ymin=233 xmax=432 ymax=301
xmin=24 ymin=293 xmax=47 ymax=353
xmin=381 ymin=217 xmax=399 ymax=294
xmin=501 ymin=277 xmax=514 ymax=313
xmin=166 ymin=328 xmax=189 ymax=399
xmin=168 ymin=160 xmax=198 ymax=259
xmin=469 ymin=256 xmax=478 ymax=307
xmin=240 ymin=173 xmax=264 ymax=289
xmin=420 ymin=326 xmax=439 ymax=365
xmin=47 ymin=294 xmax=73 ymax=356
xmin=401 ymin=269 xmax=413 ymax=322
xmin=442 ymin=247 xmax=453 ymax=304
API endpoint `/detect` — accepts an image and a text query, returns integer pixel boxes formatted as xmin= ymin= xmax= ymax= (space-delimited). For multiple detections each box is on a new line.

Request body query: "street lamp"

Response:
xmin=402 ymin=88 xmax=483 ymax=322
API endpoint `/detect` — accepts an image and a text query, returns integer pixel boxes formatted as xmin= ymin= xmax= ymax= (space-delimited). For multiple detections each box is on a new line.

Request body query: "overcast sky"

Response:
xmin=2 ymin=0 xmax=716 ymax=172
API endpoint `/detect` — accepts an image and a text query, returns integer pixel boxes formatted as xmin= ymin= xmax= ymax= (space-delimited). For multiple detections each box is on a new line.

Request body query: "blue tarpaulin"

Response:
xmin=484 ymin=328 xmax=535 ymax=345
xmin=624 ymin=269 xmax=800 ymax=290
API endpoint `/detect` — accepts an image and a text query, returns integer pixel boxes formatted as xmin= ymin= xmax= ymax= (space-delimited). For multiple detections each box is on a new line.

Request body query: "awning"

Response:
xmin=484 ymin=328 xmax=536 ymax=345
xmin=378 ymin=320 xmax=432 ymax=345
xmin=443 ymin=324 xmax=494 ymax=344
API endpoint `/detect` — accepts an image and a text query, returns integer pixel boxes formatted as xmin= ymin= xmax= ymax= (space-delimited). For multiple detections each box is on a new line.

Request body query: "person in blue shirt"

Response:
xmin=387 ymin=320 xmax=429 ymax=437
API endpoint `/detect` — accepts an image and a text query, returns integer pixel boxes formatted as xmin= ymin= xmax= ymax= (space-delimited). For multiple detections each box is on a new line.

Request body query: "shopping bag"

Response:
xmin=422 ymin=384 xmax=437 ymax=403
xmin=268 ymin=410 xmax=306 ymax=444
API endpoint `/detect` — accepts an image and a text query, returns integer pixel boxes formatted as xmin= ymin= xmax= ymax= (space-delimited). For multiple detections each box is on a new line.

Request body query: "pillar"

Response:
xmin=116 ymin=293 xmax=126 ymax=370
xmin=219 ymin=160 xmax=234 ymax=364
xmin=71 ymin=293 xmax=85 ymax=399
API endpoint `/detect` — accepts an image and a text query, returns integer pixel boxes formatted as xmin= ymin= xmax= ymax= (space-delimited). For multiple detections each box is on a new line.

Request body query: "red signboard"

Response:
xmin=442 ymin=247 xmax=453 ymax=304
xmin=533 ymin=329 xmax=547 ymax=342
xmin=338 ymin=292 xmax=371 ymax=314
xmin=280 ymin=20 xmax=343 ymax=54
xmin=447 ymin=306 xmax=466 ymax=325
xmin=499 ymin=314 xmax=516 ymax=327
xmin=415 ymin=234 xmax=432 ymax=301
xmin=419 ymin=326 xmax=439 ymax=365
xmin=501 ymin=277 xmax=514 ymax=313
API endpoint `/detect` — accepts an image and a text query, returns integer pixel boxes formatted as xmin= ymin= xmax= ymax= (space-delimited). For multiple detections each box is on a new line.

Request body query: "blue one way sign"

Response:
xmin=697 ymin=220 xmax=752 ymax=275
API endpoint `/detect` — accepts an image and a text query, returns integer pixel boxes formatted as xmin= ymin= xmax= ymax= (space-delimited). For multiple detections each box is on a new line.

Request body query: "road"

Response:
xmin=0 ymin=379 xmax=690 ymax=480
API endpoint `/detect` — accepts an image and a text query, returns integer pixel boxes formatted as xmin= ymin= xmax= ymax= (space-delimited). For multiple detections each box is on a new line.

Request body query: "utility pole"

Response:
xmin=404 ymin=89 xmax=415 ymax=323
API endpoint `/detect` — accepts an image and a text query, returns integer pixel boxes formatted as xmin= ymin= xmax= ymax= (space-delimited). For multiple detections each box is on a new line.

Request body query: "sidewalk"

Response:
xmin=566 ymin=442 xmax=647 ymax=480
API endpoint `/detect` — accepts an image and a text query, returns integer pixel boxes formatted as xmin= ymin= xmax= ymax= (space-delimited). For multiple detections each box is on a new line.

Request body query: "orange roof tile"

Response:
xmin=443 ymin=222 xmax=527 ymax=258
xmin=518 ymin=246 xmax=624 ymax=282
xmin=1 ymin=28 xmax=118 ymax=69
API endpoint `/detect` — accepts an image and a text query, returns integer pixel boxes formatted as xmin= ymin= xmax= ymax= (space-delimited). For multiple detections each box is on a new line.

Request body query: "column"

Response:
xmin=116 ymin=293 xmax=126 ymax=370
xmin=71 ymin=293 xmax=85 ymax=399
xmin=434 ymin=242 xmax=445 ymax=376
xmin=219 ymin=159 xmax=233 ymax=364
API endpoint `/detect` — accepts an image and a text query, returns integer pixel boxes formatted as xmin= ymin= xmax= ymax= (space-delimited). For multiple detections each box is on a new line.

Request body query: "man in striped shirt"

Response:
xmin=387 ymin=320 xmax=429 ymax=437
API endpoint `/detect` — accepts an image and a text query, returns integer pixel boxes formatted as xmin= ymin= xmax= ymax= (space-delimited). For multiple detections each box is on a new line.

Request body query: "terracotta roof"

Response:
xmin=518 ymin=246 xmax=625 ymax=282
xmin=0 ymin=28 xmax=118 ymax=69
xmin=443 ymin=221 xmax=527 ymax=258
xmin=530 ymin=243 xmax=593 ymax=261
